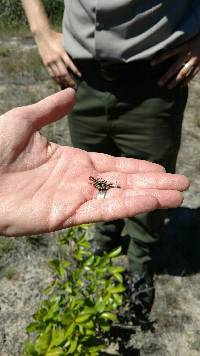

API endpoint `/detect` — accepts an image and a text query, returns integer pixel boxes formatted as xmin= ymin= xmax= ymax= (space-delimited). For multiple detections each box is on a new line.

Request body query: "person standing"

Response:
xmin=21 ymin=0 xmax=200 ymax=324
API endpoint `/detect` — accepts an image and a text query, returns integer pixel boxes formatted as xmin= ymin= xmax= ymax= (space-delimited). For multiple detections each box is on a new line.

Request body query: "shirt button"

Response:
xmin=96 ymin=22 xmax=104 ymax=31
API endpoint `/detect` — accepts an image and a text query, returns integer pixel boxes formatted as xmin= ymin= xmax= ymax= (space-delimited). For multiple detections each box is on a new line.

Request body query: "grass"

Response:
xmin=0 ymin=47 xmax=10 ymax=57
xmin=0 ymin=22 xmax=30 ymax=37
xmin=190 ymin=330 xmax=200 ymax=352
xmin=0 ymin=267 xmax=17 ymax=280
xmin=0 ymin=236 xmax=16 ymax=257
xmin=0 ymin=20 xmax=62 ymax=38
xmin=0 ymin=47 xmax=46 ymax=81
xmin=0 ymin=0 xmax=63 ymax=35
xmin=0 ymin=36 xmax=70 ymax=144
xmin=196 ymin=116 xmax=200 ymax=127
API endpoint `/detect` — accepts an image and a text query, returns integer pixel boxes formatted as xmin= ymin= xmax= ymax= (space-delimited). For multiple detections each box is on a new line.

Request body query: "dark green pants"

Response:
xmin=68 ymin=60 xmax=188 ymax=273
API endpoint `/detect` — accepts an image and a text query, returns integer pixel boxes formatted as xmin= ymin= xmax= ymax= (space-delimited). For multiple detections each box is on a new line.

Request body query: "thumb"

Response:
xmin=23 ymin=88 xmax=76 ymax=130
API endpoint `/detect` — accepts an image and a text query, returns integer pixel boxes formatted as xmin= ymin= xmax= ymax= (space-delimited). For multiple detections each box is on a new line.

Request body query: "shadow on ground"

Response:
xmin=152 ymin=206 xmax=200 ymax=276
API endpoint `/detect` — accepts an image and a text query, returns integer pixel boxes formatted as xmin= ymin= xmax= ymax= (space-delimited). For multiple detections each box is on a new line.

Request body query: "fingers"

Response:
xmin=37 ymin=31 xmax=81 ymax=88
xmin=89 ymin=152 xmax=166 ymax=173
xmin=157 ymin=57 xmax=186 ymax=87
xmin=180 ymin=64 xmax=200 ymax=87
xmin=64 ymin=195 xmax=160 ymax=226
xmin=65 ymin=174 xmax=188 ymax=226
xmin=47 ymin=59 xmax=76 ymax=89
xmin=167 ymin=60 xmax=197 ymax=89
xmin=152 ymin=33 xmax=200 ymax=67
xmin=151 ymin=36 xmax=200 ymax=88
xmin=158 ymin=58 xmax=198 ymax=89
xmin=151 ymin=44 xmax=186 ymax=66
xmin=62 ymin=52 xmax=81 ymax=77
xmin=20 ymin=88 xmax=76 ymax=130
xmin=126 ymin=172 xmax=190 ymax=191
xmin=56 ymin=60 xmax=77 ymax=88
xmin=89 ymin=172 xmax=190 ymax=192
xmin=46 ymin=52 xmax=81 ymax=89
xmin=103 ymin=188 xmax=184 ymax=209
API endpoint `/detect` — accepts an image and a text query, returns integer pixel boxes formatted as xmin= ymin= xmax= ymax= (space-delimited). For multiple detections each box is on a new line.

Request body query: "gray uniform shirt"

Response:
xmin=62 ymin=0 xmax=200 ymax=62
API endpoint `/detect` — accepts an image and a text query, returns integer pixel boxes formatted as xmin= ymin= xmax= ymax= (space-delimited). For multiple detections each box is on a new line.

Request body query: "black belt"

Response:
xmin=74 ymin=58 xmax=176 ymax=82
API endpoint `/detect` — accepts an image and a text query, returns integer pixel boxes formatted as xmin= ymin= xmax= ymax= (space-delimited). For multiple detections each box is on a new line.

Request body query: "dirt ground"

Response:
xmin=0 ymin=36 xmax=200 ymax=356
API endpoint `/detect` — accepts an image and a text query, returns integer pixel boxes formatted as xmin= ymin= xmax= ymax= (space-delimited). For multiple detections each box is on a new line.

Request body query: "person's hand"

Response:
xmin=35 ymin=30 xmax=81 ymax=89
xmin=0 ymin=88 xmax=189 ymax=236
xmin=151 ymin=34 xmax=200 ymax=88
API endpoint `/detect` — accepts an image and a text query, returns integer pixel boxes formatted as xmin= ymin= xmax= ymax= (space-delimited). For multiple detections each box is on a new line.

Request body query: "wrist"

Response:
xmin=31 ymin=26 xmax=52 ymax=40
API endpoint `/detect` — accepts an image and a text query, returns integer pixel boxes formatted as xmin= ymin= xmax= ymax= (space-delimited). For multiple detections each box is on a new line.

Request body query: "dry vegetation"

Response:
xmin=0 ymin=35 xmax=200 ymax=356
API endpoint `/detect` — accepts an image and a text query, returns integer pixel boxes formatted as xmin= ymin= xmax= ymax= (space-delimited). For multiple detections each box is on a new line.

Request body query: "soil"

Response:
xmin=0 ymin=36 xmax=200 ymax=356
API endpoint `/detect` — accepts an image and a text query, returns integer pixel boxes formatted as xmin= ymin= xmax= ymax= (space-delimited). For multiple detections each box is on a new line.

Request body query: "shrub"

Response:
xmin=24 ymin=225 xmax=125 ymax=356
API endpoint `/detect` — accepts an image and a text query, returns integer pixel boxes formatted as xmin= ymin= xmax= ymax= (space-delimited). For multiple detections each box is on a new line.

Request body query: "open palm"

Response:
xmin=0 ymin=89 xmax=189 ymax=236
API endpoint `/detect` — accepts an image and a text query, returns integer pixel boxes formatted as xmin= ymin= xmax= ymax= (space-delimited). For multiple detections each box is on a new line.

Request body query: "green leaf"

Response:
xmin=61 ymin=260 xmax=70 ymax=268
xmin=87 ymin=344 xmax=106 ymax=353
xmin=84 ymin=320 xmax=94 ymax=329
xmin=84 ymin=256 xmax=95 ymax=266
xmin=85 ymin=328 xmax=95 ymax=336
xmin=74 ymin=251 xmax=84 ymax=261
xmin=65 ymin=322 xmax=76 ymax=338
xmin=78 ymin=240 xmax=91 ymax=248
xmin=79 ymin=224 xmax=90 ymax=230
xmin=45 ymin=347 xmax=63 ymax=356
xmin=108 ymin=284 xmax=125 ymax=294
xmin=95 ymin=267 xmax=107 ymax=275
xmin=49 ymin=327 xmax=66 ymax=348
xmin=93 ymin=256 xmax=101 ymax=266
xmin=35 ymin=326 xmax=52 ymax=354
xmin=33 ymin=306 xmax=48 ymax=322
xmin=113 ymin=272 xmax=123 ymax=283
xmin=100 ymin=312 xmax=117 ymax=321
xmin=78 ymin=325 xmax=84 ymax=335
xmin=23 ymin=341 xmax=38 ymax=355
xmin=100 ymin=324 xmax=110 ymax=333
xmin=62 ymin=283 xmax=72 ymax=294
xmin=59 ymin=266 xmax=66 ymax=278
xmin=75 ymin=313 xmax=91 ymax=323
xmin=109 ymin=266 xmax=124 ymax=274
xmin=48 ymin=259 xmax=60 ymax=273
xmin=43 ymin=280 xmax=58 ymax=295
xmin=107 ymin=246 xmax=122 ymax=258
xmin=81 ymin=307 xmax=96 ymax=315
xmin=113 ymin=293 xmax=123 ymax=305
xmin=59 ymin=235 xmax=71 ymax=245
xmin=26 ymin=322 xmax=40 ymax=333
xmin=59 ymin=312 xmax=74 ymax=326
xmin=43 ymin=302 xmax=60 ymax=321
xmin=67 ymin=337 xmax=78 ymax=354
xmin=95 ymin=302 xmax=105 ymax=314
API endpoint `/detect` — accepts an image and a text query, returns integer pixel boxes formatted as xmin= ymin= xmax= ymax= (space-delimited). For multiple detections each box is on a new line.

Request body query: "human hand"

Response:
xmin=151 ymin=34 xmax=200 ymax=88
xmin=0 ymin=89 xmax=189 ymax=236
xmin=35 ymin=30 xmax=81 ymax=89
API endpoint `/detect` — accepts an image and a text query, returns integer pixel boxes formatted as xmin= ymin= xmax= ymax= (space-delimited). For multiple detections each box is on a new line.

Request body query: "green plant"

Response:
xmin=0 ymin=0 xmax=64 ymax=29
xmin=24 ymin=225 xmax=125 ymax=356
